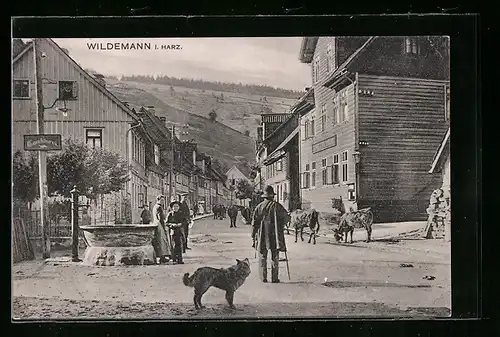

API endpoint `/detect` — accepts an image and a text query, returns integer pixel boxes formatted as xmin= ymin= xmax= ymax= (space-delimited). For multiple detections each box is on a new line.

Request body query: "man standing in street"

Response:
xmin=252 ymin=185 xmax=290 ymax=283
xmin=179 ymin=195 xmax=192 ymax=252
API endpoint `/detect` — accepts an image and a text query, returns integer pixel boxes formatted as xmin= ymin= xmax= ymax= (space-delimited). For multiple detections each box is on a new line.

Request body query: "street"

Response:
xmin=12 ymin=215 xmax=451 ymax=319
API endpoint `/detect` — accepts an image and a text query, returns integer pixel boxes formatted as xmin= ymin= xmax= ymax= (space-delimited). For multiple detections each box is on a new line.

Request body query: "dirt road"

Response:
xmin=12 ymin=215 xmax=451 ymax=319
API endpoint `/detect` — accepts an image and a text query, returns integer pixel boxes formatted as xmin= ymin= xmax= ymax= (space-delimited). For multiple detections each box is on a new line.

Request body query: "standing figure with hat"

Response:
xmin=166 ymin=200 xmax=185 ymax=264
xmin=251 ymin=185 xmax=291 ymax=283
xmin=152 ymin=195 xmax=172 ymax=264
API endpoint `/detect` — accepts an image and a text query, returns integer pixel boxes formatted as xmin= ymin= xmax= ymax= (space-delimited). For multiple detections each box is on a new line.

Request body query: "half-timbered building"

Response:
xmin=298 ymin=36 xmax=450 ymax=222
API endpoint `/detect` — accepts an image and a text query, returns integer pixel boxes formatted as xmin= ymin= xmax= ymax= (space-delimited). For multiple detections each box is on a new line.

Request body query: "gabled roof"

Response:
xmin=324 ymin=36 xmax=378 ymax=89
xmin=299 ymin=37 xmax=319 ymax=63
xmin=227 ymin=163 xmax=252 ymax=180
xmin=13 ymin=38 xmax=139 ymax=122
xmin=429 ymin=128 xmax=450 ymax=174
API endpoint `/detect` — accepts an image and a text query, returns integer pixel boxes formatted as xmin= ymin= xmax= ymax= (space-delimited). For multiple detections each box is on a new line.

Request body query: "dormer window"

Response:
xmin=58 ymin=80 xmax=78 ymax=100
xmin=404 ymin=37 xmax=420 ymax=55
xmin=13 ymin=79 xmax=30 ymax=99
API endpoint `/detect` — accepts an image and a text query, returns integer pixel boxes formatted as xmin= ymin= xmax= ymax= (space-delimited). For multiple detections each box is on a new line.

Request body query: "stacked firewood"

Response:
xmin=424 ymin=188 xmax=450 ymax=239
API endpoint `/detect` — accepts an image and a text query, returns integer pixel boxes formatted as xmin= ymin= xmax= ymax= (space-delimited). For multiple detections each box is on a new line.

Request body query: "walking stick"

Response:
xmin=274 ymin=207 xmax=290 ymax=280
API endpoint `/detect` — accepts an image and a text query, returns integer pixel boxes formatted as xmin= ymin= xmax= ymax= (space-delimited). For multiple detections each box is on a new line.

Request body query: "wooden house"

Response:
xmin=12 ymin=38 xmax=149 ymax=223
xmin=298 ymin=36 xmax=450 ymax=223
xmin=260 ymin=89 xmax=315 ymax=211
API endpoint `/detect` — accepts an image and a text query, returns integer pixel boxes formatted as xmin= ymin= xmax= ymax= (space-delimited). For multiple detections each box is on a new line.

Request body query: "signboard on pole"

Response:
xmin=24 ymin=134 xmax=62 ymax=151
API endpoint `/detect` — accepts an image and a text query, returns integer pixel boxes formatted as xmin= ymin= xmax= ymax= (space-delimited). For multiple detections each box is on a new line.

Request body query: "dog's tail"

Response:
xmin=183 ymin=272 xmax=194 ymax=287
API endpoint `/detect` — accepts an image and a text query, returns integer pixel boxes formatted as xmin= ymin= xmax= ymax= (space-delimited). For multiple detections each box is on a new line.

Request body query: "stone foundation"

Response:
xmin=82 ymin=245 xmax=155 ymax=266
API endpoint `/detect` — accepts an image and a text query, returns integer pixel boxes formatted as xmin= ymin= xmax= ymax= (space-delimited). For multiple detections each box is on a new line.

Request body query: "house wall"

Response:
xmin=12 ymin=39 xmax=134 ymax=157
xmin=299 ymin=37 xmax=357 ymax=213
xmin=356 ymin=74 xmax=449 ymax=222
xmin=264 ymin=156 xmax=289 ymax=210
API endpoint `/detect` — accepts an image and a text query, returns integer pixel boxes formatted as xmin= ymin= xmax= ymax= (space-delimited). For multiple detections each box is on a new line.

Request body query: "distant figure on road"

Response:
xmin=152 ymin=195 xmax=172 ymax=264
xmin=140 ymin=204 xmax=152 ymax=224
xmin=252 ymin=185 xmax=290 ymax=283
xmin=227 ymin=205 xmax=239 ymax=228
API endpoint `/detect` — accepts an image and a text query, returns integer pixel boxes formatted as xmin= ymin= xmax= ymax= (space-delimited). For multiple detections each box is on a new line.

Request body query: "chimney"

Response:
xmin=192 ymin=149 xmax=196 ymax=165
xmin=147 ymin=105 xmax=155 ymax=115
xmin=202 ymin=159 xmax=206 ymax=173
xmin=159 ymin=116 xmax=166 ymax=123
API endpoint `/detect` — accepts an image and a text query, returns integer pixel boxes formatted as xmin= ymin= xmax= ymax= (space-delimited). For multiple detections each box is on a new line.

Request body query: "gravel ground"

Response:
xmin=12 ymin=217 xmax=451 ymax=320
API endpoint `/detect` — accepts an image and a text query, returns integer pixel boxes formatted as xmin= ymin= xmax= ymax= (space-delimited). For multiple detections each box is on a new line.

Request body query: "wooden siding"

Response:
xmin=352 ymin=37 xmax=449 ymax=81
xmin=12 ymin=39 xmax=133 ymax=158
xmin=300 ymin=38 xmax=357 ymax=213
xmin=357 ymin=74 xmax=449 ymax=222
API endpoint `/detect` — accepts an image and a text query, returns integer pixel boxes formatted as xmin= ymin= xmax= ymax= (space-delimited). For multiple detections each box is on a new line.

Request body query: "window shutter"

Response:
xmin=72 ymin=81 xmax=79 ymax=99
xmin=326 ymin=165 xmax=333 ymax=184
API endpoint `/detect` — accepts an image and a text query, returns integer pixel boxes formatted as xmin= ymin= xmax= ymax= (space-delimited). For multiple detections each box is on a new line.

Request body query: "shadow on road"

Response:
xmin=12 ymin=296 xmax=451 ymax=319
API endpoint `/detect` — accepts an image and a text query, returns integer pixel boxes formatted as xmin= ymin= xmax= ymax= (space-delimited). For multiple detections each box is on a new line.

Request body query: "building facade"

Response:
xmin=12 ymin=38 xmax=149 ymax=223
xmin=298 ymin=36 xmax=450 ymax=222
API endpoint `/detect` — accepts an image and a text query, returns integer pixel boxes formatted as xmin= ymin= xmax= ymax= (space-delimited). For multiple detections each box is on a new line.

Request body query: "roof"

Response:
xmin=429 ymin=128 xmax=450 ymax=174
xmin=324 ymin=36 xmax=378 ymax=89
xmin=13 ymin=38 xmax=139 ymax=122
xmin=12 ymin=39 xmax=28 ymax=58
xmin=227 ymin=163 xmax=252 ymax=180
xmin=299 ymin=37 xmax=319 ymax=63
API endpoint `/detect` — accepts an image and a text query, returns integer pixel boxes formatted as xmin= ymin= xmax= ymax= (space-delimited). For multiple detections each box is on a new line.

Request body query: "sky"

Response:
xmin=50 ymin=38 xmax=312 ymax=91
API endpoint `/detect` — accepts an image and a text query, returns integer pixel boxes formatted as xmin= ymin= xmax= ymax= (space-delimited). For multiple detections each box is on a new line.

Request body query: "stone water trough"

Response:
xmin=80 ymin=224 xmax=157 ymax=266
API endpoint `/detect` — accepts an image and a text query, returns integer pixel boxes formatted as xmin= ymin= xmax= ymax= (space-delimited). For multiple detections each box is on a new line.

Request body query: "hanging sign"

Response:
xmin=24 ymin=134 xmax=62 ymax=151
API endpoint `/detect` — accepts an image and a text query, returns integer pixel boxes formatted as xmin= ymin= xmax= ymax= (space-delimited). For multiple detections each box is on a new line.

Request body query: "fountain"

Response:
xmin=80 ymin=224 xmax=157 ymax=266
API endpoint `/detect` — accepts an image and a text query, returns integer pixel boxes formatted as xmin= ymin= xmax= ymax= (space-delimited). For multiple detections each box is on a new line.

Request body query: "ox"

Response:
xmin=333 ymin=208 xmax=374 ymax=244
xmin=287 ymin=209 xmax=321 ymax=244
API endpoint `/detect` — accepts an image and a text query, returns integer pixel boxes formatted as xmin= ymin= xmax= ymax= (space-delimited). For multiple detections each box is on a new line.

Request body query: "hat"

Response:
xmin=156 ymin=194 xmax=166 ymax=201
xmin=262 ymin=185 xmax=276 ymax=198
xmin=170 ymin=201 xmax=181 ymax=208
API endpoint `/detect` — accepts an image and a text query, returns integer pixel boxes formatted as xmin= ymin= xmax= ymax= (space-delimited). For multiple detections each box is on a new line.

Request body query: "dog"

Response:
xmin=182 ymin=258 xmax=251 ymax=309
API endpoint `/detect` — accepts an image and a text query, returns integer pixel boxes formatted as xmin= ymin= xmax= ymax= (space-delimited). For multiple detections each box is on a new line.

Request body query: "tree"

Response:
xmin=47 ymin=139 xmax=129 ymax=200
xmin=244 ymin=130 xmax=250 ymax=136
xmin=235 ymin=179 xmax=255 ymax=200
xmin=208 ymin=109 xmax=217 ymax=122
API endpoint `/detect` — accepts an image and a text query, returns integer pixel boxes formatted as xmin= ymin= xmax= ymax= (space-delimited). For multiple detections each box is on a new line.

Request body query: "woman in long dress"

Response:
xmin=151 ymin=195 xmax=172 ymax=263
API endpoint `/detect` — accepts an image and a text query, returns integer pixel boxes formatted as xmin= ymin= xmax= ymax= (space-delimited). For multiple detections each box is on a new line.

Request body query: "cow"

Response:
xmin=227 ymin=205 xmax=239 ymax=228
xmin=333 ymin=208 xmax=374 ymax=244
xmin=287 ymin=209 xmax=321 ymax=244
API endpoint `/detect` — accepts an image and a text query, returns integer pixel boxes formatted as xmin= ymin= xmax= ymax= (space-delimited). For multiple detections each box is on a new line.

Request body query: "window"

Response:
xmin=332 ymin=154 xmax=340 ymax=184
xmin=341 ymin=150 xmax=348 ymax=182
xmin=302 ymin=165 xmax=310 ymax=189
xmin=321 ymin=158 xmax=328 ymax=185
xmin=85 ymin=129 xmax=102 ymax=148
xmin=304 ymin=120 xmax=310 ymax=139
xmin=310 ymin=117 xmax=315 ymax=137
xmin=320 ymin=104 xmax=327 ymax=132
xmin=311 ymin=161 xmax=316 ymax=187
xmin=404 ymin=37 xmax=419 ymax=55
xmin=154 ymin=144 xmax=160 ymax=165
xmin=339 ymin=90 xmax=348 ymax=122
xmin=13 ymin=79 xmax=30 ymax=99
xmin=277 ymin=158 xmax=283 ymax=171
xmin=313 ymin=56 xmax=320 ymax=83
xmin=58 ymin=81 xmax=78 ymax=100
xmin=332 ymin=94 xmax=339 ymax=126
xmin=326 ymin=43 xmax=334 ymax=73
xmin=445 ymin=85 xmax=450 ymax=121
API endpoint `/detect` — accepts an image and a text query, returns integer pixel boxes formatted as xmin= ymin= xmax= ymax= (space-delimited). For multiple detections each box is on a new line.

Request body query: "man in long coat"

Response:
xmin=252 ymin=185 xmax=290 ymax=283
xmin=152 ymin=195 xmax=172 ymax=263
xmin=179 ymin=195 xmax=192 ymax=252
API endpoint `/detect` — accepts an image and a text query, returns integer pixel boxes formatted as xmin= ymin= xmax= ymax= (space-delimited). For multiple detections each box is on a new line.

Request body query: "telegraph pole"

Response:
xmin=33 ymin=38 xmax=50 ymax=258
xmin=168 ymin=125 xmax=175 ymax=204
